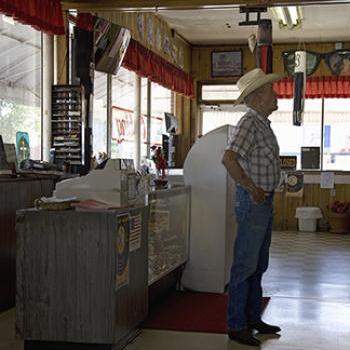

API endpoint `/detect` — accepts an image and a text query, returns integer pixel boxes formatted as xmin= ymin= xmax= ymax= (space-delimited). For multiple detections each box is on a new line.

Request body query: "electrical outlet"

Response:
xmin=335 ymin=42 xmax=343 ymax=50
xmin=331 ymin=188 xmax=336 ymax=197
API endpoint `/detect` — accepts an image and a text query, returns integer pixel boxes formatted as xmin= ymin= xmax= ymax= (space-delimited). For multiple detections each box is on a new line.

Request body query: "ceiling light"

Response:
xmin=271 ymin=6 xmax=302 ymax=29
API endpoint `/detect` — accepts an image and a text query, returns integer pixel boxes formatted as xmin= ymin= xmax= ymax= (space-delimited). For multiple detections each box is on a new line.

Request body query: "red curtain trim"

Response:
xmin=0 ymin=0 xmax=65 ymax=35
xmin=274 ymin=76 xmax=350 ymax=99
xmin=122 ymin=39 xmax=194 ymax=98
xmin=76 ymin=13 xmax=94 ymax=32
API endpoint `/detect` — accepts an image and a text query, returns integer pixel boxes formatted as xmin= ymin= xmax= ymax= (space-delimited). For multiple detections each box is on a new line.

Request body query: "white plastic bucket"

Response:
xmin=295 ymin=207 xmax=323 ymax=232
xmin=298 ymin=218 xmax=317 ymax=232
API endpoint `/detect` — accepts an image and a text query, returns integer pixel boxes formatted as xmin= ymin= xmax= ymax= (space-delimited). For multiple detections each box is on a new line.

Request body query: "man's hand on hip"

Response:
xmin=249 ymin=186 xmax=266 ymax=204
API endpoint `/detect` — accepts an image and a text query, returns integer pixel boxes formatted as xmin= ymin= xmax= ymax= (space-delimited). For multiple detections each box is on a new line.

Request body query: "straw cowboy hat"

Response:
xmin=234 ymin=68 xmax=281 ymax=106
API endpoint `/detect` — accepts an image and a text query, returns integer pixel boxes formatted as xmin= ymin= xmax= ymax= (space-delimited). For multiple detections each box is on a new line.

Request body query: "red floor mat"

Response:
xmin=143 ymin=291 xmax=270 ymax=334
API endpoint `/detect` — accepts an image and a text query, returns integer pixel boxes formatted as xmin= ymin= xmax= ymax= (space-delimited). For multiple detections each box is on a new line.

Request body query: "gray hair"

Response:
xmin=243 ymin=90 xmax=258 ymax=105
xmin=243 ymin=84 xmax=267 ymax=106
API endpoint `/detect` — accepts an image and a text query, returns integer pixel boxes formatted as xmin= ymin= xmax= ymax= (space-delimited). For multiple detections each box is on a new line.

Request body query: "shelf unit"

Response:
xmin=51 ymin=85 xmax=83 ymax=166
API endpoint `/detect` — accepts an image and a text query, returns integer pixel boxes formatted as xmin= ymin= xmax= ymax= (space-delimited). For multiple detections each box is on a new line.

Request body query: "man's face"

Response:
xmin=258 ymin=83 xmax=278 ymax=115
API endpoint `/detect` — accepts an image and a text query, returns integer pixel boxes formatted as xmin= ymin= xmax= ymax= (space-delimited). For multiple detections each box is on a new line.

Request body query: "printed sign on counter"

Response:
xmin=116 ymin=213 xmax=130 ymax=290
xmin=129 ymin=213 xmax=142 ymax=252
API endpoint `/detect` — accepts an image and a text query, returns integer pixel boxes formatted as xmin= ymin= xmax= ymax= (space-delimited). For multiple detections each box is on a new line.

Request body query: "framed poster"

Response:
xmin=212 ymin=50 xmax=243 ymax=77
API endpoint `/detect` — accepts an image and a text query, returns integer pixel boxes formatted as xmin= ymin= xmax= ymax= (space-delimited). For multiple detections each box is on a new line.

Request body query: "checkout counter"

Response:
xmin=16 ymin=160 xmax=190 ymax=350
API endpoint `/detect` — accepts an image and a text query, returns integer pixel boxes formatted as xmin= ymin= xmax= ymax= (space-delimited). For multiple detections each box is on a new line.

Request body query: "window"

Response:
xmin=323 ymin=98 xmax=350 ymax=171
xmin=93 ymin=71 xmax=107 ymax=156
xmin=271 ymin=99 xmax=322 ymax=169
xmin=150 ymin=83 xmax=172 ymax=147
xmin=201 ymin=107 xmax=245 ymax=135
xmin=141 ymin=78 xmax=148 ymax=160
xmin=111 ymin=67 xmax=135 ymax=159
xmin=0 ymin=18 xmax=42 ymax=160
xmin=201 ymin=84 xmax=240 ymax=101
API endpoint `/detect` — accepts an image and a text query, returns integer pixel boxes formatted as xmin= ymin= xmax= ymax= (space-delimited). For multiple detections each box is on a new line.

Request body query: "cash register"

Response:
xmin=54 ymin=159 xmax=137 ymax=207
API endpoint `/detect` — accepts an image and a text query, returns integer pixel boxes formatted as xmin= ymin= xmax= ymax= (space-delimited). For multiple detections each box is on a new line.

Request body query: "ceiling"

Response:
xmin=158 ymin=4 xmax=350 ymax=45
xmin=62 ymin=1 xmax=350 ymax=46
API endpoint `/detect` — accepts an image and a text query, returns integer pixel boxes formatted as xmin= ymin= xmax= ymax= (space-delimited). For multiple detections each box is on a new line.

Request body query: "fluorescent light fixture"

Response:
xmin=287 ymin=6 xmax=300 ymax=26
xmin=271 ymin=6 xmax=302 ymax=29
xmin=272 ymin=7 xmax=288 ymax=26
xmin=2 ymin=15 xmax=14 ymax=25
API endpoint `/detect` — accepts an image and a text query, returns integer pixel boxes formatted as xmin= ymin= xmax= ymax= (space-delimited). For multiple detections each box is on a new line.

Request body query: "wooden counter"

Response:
xmin=0 ymin=177 xmax=55 ymax=312
xmin=16 ymin=207 xmax=148 ymax=350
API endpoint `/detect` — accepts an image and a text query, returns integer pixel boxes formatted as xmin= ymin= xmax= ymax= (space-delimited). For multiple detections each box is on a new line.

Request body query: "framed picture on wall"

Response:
xmin=211 ymin=50 xmax=243 ymax=77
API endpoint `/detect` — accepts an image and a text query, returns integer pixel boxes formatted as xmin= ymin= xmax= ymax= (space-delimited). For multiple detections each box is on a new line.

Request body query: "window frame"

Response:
xmin=198 ymin=80 xmax=239 ymax=106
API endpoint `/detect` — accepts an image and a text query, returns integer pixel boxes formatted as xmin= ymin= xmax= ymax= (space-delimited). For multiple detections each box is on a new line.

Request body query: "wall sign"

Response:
xmin=286 ymin=171 xmax=304 ymax=198
xmin=280 ymin=156 xmax=297 ymax=170
xmin=212 ymin=50 xmax=243 ymax=77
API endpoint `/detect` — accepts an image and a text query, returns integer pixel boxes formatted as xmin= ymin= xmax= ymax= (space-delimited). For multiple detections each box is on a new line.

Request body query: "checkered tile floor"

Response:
xmin=264 ymin=231 xmax=350 ymax=302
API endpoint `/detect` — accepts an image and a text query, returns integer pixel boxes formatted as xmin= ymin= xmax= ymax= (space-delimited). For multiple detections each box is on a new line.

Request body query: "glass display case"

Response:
xmin=148 ymin=186 xmax=190 ymax=285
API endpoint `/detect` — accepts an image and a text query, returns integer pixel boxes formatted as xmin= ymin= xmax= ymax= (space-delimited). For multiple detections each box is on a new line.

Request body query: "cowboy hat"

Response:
xmin=234 ymin=68 xmax=281 ymax=106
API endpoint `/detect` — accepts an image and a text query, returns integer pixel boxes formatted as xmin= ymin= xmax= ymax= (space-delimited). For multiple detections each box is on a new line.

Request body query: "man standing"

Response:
xmin=222 ymin=68 xmax=282 ymax=347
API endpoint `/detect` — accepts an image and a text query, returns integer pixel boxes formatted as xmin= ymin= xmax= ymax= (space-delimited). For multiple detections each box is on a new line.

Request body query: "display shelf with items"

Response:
xmin=148 ymin=187 xmax=190 ymax=285
xmin=51 ymin=85 xmax=83 ymax=167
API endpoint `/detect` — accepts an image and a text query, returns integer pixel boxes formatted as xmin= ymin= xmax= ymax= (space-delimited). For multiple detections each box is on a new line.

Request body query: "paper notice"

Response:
xmin=320 ymin=172 xmax=335 ymax=189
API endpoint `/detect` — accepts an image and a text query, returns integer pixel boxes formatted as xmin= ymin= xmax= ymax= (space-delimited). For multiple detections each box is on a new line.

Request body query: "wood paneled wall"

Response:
xmin=273 ymin=183 xmax=350 ymax=231
xmin=175 ymin=94 xmax=192 ymax=166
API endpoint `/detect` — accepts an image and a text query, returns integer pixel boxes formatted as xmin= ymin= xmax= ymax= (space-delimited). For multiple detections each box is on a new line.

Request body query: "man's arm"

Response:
xmin=222 ymin=149 xmax=265 ymax=204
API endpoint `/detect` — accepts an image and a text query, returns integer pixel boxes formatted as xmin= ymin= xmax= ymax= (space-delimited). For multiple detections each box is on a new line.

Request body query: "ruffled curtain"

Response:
xmin=122 ymin=39 xmax=194 ymax=98
xmin=274 ymin=76 xmax=350 ymax=98
xmin=76 ymin=12 xmax=94 ymax=32
xmin=0 ymin=0 xmax=65 ymax=35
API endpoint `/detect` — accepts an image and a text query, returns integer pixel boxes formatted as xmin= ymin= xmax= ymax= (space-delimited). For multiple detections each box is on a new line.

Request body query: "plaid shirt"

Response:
xmin=226 ymin=108 xmax=280 ymax=192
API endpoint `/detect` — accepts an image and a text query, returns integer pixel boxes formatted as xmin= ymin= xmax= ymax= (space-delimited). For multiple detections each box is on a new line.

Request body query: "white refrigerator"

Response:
xmin=182 ymin=125 xmax=237 ymax=293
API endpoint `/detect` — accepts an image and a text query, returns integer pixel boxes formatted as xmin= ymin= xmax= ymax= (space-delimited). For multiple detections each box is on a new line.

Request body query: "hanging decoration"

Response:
xmin=178 ymin=47 xmax=185 ymax=69
xmin=147 ymin=16 xmax=154 ymax=48
xmin=248 ymin=34 xmax=257 ymax=53
xmin=256 ymin=19 xmax=272 ymax=73
xmin=163 ymin=32 xmax=171 ymax=56
xmin=156 ymin=26 xmax=162 ymax=52
xmin=171 ymin=42 xmax=178 ymax=65
xmin=136 ymin=13 xmax=145 ymax=41
xmin=293 ymin=51 xmax=307 ymax=126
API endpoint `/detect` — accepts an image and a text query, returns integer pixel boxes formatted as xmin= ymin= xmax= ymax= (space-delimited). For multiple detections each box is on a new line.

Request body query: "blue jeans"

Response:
xmin=227 ymin=185 xmax=274 ymax=331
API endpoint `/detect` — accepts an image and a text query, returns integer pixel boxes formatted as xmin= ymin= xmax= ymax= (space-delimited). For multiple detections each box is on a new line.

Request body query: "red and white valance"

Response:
xmin=274 ymin=76 xmax=350 ymax=99
xmin=122 ymin=39 xmax=194 ymax=98
xmin=0 ymin=0 xmax=65 ymax=35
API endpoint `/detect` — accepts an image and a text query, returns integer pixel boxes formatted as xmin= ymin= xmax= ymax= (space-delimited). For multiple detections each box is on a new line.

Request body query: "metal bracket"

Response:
xmin=239 ymin=6 xmax=267 ymax=26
